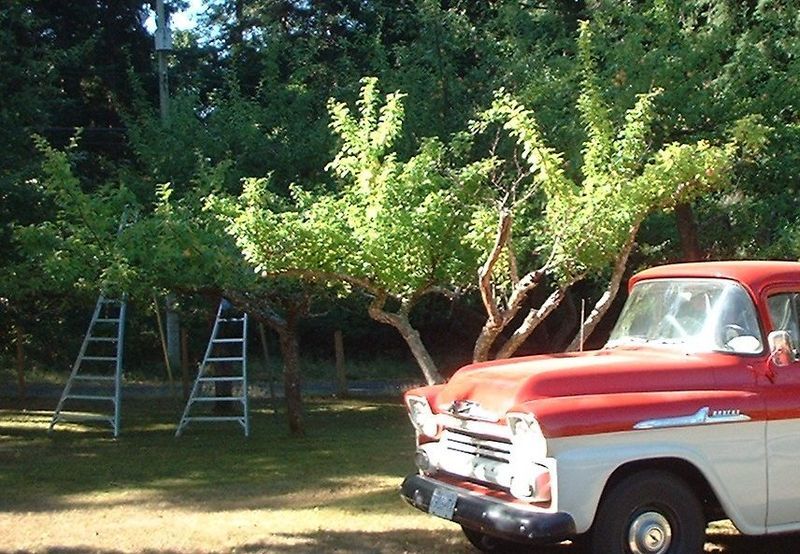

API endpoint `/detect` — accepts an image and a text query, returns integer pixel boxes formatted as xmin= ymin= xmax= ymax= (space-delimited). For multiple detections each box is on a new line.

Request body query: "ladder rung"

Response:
xmin=218 ymin=317 xmax=245 ymax=322
xmin=205 ymin=357 xmax=244 ymax=362
xmin=190 ymin=396 xmax=244 ymax=402
xmin=95 ymin=318 xmax=121 ymax=323
xmin=212 ymin=338 xmax=244 ymax=343
xmin=55 ymin=413 xmax=113 ymax=422
xmin=81 ymin=356 xmax=118 ymax=362
xmin=87 ymin=337 xmax=118 ymax=342
xmin=197 ymin=376 xmax=245 ymax=382
xmin=65 ymin=394 xmax=115 ymax=401
xmin=184 ymin=416 xmax=244 ymax=422
xmin=100 ymin=299 xmax=123 ymax=304
xmin=72 ymin=375 xmax=116 ymax=381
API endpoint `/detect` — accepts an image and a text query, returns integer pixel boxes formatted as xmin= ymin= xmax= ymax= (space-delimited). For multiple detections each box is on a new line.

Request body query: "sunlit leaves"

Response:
xmin=475 ymin=21 xmax=766 ymax=285
xmin=225 ymin=78 xmax=487 ymax=303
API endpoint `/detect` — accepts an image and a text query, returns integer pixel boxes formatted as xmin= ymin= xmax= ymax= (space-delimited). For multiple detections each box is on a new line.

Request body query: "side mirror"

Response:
xmin=768 ymin=330 xmax=796 ymax=367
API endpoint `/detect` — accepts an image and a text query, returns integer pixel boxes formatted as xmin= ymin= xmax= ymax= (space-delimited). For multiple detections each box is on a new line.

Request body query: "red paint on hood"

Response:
xmin=429 ymin=347 xmax=748 ymax=420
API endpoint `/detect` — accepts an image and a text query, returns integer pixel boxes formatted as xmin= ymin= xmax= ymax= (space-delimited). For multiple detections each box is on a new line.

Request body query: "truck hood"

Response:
xmin=431 ymin=346 xmax=745 ymax=419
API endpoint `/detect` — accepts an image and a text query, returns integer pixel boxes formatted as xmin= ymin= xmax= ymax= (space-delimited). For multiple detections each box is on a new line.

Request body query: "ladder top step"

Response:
xmin=197 ymin=376 xmax=245 ymax=382
xmin=205 ymin=357 xmax=245 ymax=362
xmin=81 ymin=356 xmax=118 ymax=362
xmin=72 ymin=375 xmax=116 ymax=381
xmin=212 ymin=338 xmax=245 ymax=343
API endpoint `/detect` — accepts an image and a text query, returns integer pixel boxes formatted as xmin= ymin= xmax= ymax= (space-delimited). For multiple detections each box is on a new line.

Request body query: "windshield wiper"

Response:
xmin=606 ymin=336 xmax=650 ymax=348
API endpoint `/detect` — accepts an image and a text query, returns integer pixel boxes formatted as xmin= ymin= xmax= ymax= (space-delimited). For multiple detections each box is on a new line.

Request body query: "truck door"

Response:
xmin=764 ymin=291 xmax=800 ymax=527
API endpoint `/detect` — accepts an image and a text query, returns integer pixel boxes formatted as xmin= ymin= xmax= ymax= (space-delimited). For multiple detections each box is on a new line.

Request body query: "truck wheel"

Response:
xmin=590 ymin=471 xmax=705 ymax=554
xmin=461 ymin=525 xmax=527 ymax=553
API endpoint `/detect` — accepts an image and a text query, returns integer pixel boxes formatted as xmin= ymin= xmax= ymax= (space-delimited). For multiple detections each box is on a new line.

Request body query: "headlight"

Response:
xmin=406 ymin=396 xmax=439 ymax=438
xmin=506 ymin=413 xmax=547 ymax=459
xmin=506 ymin=412 xmax=550 ymax=502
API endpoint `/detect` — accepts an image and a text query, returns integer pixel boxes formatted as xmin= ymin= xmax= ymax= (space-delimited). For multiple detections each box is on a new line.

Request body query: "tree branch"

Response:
xmin=478 ymin=208 xmax=513 ymax=324
xmin=565 ymin=223 xmax=639 ymax=352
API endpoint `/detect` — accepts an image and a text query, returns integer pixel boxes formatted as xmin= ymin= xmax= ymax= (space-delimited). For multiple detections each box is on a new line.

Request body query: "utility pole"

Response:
xmin=154 ymin=1 xmax=181 ymax=379
xmin=155 ymin=0 xmax=172 ymax=121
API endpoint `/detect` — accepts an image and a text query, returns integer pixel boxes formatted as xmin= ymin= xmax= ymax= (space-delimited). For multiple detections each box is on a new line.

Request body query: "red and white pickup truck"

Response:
xmin=401 ymin=261 xmax=800 ymax=553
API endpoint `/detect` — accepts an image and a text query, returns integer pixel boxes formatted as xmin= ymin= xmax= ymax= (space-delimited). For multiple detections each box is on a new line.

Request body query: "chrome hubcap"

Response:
xmin=628 ymin=511 xmax=672 ymax=554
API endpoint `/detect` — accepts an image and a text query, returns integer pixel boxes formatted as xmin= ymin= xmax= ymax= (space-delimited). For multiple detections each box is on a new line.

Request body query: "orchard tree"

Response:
xmin=470 ymin=21 xmax=769 ymax=361
xmin=9 ymin=138 xmax=316 ymax=436
xmin=218 ymin=78 xmax=492 ymax=385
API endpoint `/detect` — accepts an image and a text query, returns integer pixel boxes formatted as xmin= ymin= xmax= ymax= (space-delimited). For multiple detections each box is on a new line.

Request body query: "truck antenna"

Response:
xmin=580 ymin=299 xmax=586 ymax=352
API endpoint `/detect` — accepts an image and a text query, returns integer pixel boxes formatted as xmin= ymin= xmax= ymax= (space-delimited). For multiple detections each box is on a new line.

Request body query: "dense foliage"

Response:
xmin=1 ymin=1 xmax=798 ymax=396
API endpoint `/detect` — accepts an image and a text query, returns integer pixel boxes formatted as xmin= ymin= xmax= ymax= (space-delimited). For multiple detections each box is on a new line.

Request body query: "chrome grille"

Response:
xmin=442 ymin=427 xmax=512 ymax=463
xmin=435 ymin=424 xmax=515 ymax=487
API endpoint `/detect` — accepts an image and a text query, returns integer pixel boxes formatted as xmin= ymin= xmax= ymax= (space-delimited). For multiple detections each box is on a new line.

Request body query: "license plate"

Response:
xmin=429 ymin=487 xmax=458 ymax=520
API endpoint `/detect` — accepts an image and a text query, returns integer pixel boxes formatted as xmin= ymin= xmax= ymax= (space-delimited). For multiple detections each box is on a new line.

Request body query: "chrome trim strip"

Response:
xmin=634 ymin=406 xmax=751 ymax=430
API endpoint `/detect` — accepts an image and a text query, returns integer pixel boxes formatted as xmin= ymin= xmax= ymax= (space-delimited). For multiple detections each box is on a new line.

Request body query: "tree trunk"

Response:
xmin=473 ymin=321 xmax=504 ymax=362
xmin=165 ymin=294 xmax=180 ymax=387
xmin=495 ymin=287 xmax=568 ymax=359
xmin=277 ymin=326 xmax=304 ymax=437
xmin=223 ymin=289 xmax=307 ymax=436
xmin=675 ymin=202 xmax=702 ymax=261
xmin=368 ymin=293 xmax=443 ymax=385
xmin=474 ymin=267 xmax=549 ymax=361
xmin=473 ymin=211 xmax=553 ymax=361
xmin=566 ymin=225 xmax=639 ymax=352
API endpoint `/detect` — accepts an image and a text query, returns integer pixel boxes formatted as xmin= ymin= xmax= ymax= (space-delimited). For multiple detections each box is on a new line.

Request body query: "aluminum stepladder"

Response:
xmin=176 ymin=299 xmax=249 ymax=437
xmin=49 ymin=294 xmax=127 ymax=437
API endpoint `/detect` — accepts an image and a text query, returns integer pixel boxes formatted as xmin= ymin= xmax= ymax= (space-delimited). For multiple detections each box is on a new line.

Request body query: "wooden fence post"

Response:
xmin=334 ymin=329 xmax=347 ymax=397
xmin=15 ymin=325 xmax=26 ymax=401
xmin=180 ymin=328 xmax=190 ymax=400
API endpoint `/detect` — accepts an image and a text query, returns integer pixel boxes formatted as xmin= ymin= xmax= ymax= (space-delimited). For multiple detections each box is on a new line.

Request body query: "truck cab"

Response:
xmin=400 ymin=261 xmax=800 ymax=553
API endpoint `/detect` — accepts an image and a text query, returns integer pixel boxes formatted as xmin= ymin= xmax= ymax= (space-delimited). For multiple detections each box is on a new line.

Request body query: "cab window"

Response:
xmin=767 ymin=292 xmax=800 ymax=347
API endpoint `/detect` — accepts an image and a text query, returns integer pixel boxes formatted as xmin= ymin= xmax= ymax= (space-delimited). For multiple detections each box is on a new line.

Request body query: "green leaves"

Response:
xmin=224 ymin=78 xmax=484 ymax=303
xmin=327 ymin=77 xmax=407 ymax=192
xmin=475 ymin=21 xmax=747 ymax=284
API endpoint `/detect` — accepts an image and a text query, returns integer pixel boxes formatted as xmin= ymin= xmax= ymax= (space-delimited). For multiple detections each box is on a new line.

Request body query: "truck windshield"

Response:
xmin=607 ymin=278 xmax=763 ymax=354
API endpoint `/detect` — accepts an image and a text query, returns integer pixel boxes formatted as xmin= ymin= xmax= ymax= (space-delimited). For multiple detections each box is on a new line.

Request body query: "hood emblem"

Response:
xmin=445 ymin=400 xmax=498 ymax=422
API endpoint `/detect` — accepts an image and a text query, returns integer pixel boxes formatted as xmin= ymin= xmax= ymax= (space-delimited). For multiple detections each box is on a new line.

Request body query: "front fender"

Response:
xmin=549 ymin=421 xmax=767 ymax=535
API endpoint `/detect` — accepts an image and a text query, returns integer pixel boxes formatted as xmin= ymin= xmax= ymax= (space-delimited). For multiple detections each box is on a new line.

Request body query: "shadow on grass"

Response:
xmin=705 ymin=531 xmax=800 ymax=553
xmin=3 ymin=529 xmax=798 ymax=554
xmin=0 ymin=528 xmax=571 ymax=554
xmin=0 ymin=397 xmax=419 ymax=513
xmin=5 ymin=399 xmax=800 ymax=554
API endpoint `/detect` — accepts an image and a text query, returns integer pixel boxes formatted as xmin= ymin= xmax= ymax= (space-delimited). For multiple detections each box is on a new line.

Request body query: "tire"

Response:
xmin=590 ymin=470 xmax=705 ymax=554
xmin=461 ymin=525 xmax=529 ymax=553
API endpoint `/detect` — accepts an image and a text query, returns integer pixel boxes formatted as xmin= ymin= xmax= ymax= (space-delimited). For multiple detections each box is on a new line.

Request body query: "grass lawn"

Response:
xmin=1 ymin=396 xmax=799 ymax=553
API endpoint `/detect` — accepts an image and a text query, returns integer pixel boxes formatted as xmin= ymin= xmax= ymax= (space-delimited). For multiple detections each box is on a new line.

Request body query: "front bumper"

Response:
xmin=401 ymin=473 xmax=576 ymax=544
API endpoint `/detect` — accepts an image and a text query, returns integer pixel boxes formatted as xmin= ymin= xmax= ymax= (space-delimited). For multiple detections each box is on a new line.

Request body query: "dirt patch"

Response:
xmin=2 ymin=399 xmax=799 ymax=553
